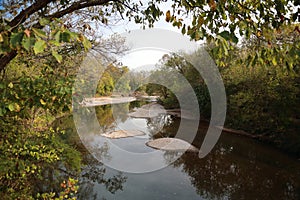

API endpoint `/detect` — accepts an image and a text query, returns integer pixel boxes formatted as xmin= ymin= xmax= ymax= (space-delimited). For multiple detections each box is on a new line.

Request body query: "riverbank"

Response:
xmin=81 ymin=96 xmax=136 ymax=107
xmin=81 ymin=95 xmax=159 ymax=107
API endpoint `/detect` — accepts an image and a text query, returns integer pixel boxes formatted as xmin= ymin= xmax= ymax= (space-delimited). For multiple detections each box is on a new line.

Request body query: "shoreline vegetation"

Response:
xmin=82 ymin=98 xmax=299 ymax=159
xmin=87 ymin=97 xmax=282 ymax=147
xmin=82 ymin=96 xmax=297 ymax=141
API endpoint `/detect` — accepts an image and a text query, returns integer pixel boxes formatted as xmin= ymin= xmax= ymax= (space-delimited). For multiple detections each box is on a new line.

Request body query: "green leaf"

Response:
xmin=22 ymin=37 xmax=35 ymax=51
xmin=0 ymin=108 xmax=4 ymax=116
xmin=34 ymin=40 xmax=46 ymax=54
xmin=231 ymin=34 xmax=239 ymax=44
xmin=219 ymin=31 xmax=238 ymax=43
xmin=55 ymin=31 xmax=61 ymax=42
xmin=8 ymin=103 xmax=15 ymax=111
xmin=181 ymin=25 xmax=186 ymax=35
xmin=10 ymin=32 xmax=24 ymax=48
xmin=32 ymin=28 xmax=47 ymax=38
xmin=52 ymin=50 xmax=62 ymax=63
xmin=49 ymin=40 xmax=60 ymax=46
xmin=82 ymin=36 xmax=92 ymax=50
xmin=39 ymin=18 xmax=50 ymax=26
xmin=66 ymin=30 xmax=78 ymax=40
xmin=222 ymin=42 xmax=229 ymax=56
xmin=219 ymin=31 xmax=231 ymax=41
xmin=60 ymin=32 xmax=71 ymax=42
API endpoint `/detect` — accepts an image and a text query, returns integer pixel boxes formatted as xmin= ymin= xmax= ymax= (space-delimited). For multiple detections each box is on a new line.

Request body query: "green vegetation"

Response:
xmin=0 ymin=0 xmax=299 ymax=198
xmin=146 ymin=36 xmax=300 ymax=155
xmin=0 ymin=51 xmax=82 ymax=198
xmin=96 ymin=65 xmax=130 ymax=96
xmin=164 ymin=0 xmax=300 ymax=72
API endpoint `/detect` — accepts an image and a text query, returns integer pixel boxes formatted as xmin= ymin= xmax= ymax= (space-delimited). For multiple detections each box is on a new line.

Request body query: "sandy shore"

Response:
xmin=81 ymin=96 xmax=136 ymax=107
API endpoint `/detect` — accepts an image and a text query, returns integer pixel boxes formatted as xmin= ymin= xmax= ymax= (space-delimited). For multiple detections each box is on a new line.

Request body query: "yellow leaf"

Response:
xmin=14 ymin=103 xmax=21 ymax=112
xmin=8 ymin=82 xmax=13 ymax=88
xmin=166 ymin=10 xmax=171 ymax=22
xmin=272 ymin=57 xmax=277 ymax=66
xmin=40 ymin=99 xmax=46 ymax=105
xmin=257 ymin=31 xmax=261 ymax=37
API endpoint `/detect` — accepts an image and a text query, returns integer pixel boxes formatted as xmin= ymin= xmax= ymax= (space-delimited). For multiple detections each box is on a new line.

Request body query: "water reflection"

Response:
xmin=174 ymin=147 xmax=300 ymax=199
xmin=71 ymin=101 xmax=300 ymax=199
xmin=95 ymin=102 xmax=173 ymax=138
xmin=79 ymin=154 xmax=127 ymax=199
xmin=52 ymin=115 xmax=128 ymax=199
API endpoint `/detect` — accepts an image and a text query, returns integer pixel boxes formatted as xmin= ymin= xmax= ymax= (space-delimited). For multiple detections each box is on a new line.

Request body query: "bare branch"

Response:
xmin=47 ymin=0 xmax=112 ymax=19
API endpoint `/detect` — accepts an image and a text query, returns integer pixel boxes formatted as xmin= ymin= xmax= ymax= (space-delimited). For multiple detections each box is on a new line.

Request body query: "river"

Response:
xmin=61 ymin=101 xmax=300 ymax=199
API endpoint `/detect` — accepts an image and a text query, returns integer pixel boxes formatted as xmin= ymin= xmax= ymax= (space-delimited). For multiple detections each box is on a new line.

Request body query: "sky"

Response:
xmin=99 ymin=1 xmax=196 ymax=71
xmin=109 ymin=21 xmax=182 ymax=70
xmin=120 ymin=49 xmax=167 ymax=71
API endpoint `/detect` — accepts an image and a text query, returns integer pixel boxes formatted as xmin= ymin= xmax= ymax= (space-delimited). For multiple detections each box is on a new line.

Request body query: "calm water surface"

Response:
xmin=68 ymin=101 xmax=300 ymax=200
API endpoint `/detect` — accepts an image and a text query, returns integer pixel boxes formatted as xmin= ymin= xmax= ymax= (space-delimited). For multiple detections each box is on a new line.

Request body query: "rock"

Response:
xmin=128 ymin=103 xmax=166 ymax=118
xmin=101 ymin=130 xmax=145 ymax=139
xmin=146 ymin=138 xmax=199 ymax=153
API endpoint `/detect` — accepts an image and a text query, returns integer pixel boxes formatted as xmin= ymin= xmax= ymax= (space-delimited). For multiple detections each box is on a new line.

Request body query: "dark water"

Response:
xmin=69 ymin=101 xmax=300 ymax=200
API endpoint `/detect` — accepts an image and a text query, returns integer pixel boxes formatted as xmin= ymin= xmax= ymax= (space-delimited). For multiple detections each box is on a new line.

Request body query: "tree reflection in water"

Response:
xmin=142 ymin=105 xmax=300 ymax=200
xmin=54 ymin=114 xmax=128 ymax=200
xmin=73 ymin=101 xmax=299 ymax=199
xmin=170 ymin=142 xmax=300 ymax=199
xmin=78 ymin=153 xmax=127 ymax=199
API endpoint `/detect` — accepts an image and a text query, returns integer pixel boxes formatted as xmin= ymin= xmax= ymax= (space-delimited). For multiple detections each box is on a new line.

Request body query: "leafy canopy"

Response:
xmin=0 ymin=0 xmax=165 ymax=70
xmin=1 ymin=0 xmax=299 ymax=71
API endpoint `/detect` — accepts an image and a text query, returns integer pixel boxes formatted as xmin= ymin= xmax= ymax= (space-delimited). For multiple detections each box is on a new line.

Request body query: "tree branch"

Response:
xmin=0 ymin=51 xmax=17 ymax=72
xmin=8 ymin=0 xmax=55 ymax=31
xmin=47 ymin=0 xmax=112 ymax=19
xmin=0 ymin=0 xmax=114 ymax=71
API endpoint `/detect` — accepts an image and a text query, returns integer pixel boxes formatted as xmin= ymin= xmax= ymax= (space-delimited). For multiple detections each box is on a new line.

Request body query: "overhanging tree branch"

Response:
xmin=0 ymin=0 xmax=115 ymax=71
xmin=8 ymin=0 xmax=55 ymax=31
xmin=47 ymin=0 xmax=112 ymax=19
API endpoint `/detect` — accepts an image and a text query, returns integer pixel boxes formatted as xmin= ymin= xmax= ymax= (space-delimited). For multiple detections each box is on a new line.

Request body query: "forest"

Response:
xmin=0 ymin=0 xmax=299 ymax=199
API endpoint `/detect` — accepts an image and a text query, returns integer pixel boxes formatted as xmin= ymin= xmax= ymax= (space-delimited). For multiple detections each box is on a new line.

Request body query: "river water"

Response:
xmin=66 ymin=101 xmax=300 ymax=199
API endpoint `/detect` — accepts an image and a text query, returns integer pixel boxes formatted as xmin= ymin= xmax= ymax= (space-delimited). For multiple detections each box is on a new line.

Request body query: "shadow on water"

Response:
xmin=59 ymin=101 xmax=300 ymax=200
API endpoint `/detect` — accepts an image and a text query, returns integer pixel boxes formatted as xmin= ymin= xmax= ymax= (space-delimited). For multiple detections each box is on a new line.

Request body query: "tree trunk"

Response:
xmin=0 ymin=51 xmax=18 ymax=72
